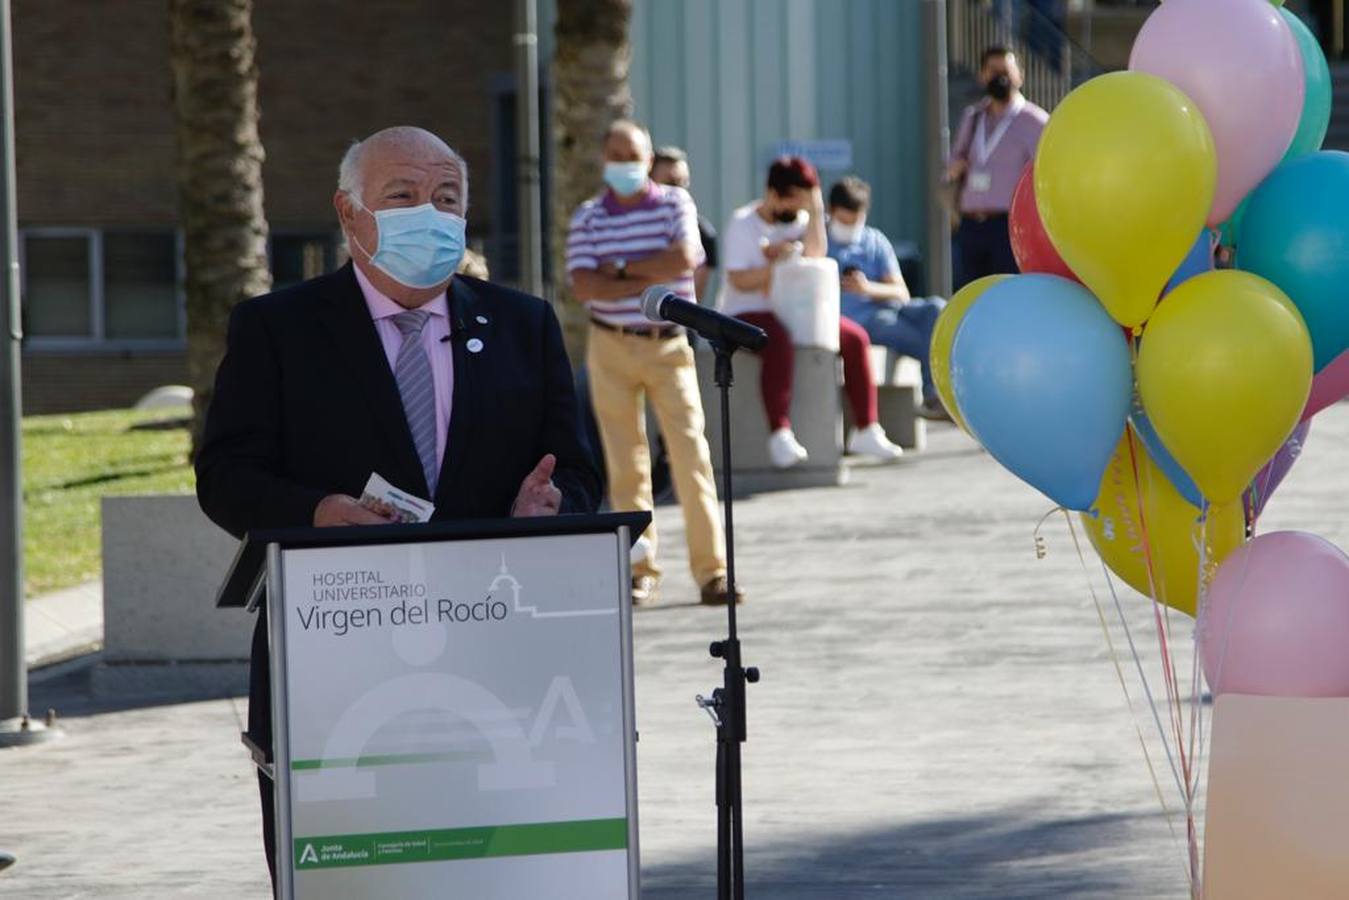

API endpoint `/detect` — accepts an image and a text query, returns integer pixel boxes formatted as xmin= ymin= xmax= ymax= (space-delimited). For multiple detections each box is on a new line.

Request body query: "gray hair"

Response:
xmin=337 ymin=130 xmax=470 ymax=212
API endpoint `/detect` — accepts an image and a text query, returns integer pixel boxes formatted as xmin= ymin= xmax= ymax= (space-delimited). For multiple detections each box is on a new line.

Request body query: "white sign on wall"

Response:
xmin=269 ymin=531 xmax=638 ymax=900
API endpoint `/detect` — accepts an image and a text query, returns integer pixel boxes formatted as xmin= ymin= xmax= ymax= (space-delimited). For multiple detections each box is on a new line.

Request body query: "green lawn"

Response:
xmin=22 ymin=408 xmax=195 ymax=597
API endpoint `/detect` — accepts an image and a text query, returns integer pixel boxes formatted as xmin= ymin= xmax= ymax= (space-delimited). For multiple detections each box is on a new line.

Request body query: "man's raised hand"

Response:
xmin=512 ymin=454 xmax=562 ymax=517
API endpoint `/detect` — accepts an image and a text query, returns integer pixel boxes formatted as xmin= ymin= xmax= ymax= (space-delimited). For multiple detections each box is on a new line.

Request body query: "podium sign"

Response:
xmin=265 ymin=526 xmax=639 ymax=900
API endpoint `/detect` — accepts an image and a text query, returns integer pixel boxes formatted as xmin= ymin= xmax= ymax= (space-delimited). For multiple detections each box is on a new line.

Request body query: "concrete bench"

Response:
xmin=866 ymin=346 xmax=926 ymax=452
xmin=98 ymin=495 xmax=249 ymax=695
xmin=694 ymin=344 xmax=846 ymax=495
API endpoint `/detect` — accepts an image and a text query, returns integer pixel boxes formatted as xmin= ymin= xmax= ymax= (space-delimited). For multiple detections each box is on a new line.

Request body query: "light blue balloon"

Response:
xmin=1239 ymin=151 xmax=1349 ymax=372
xmin=1164 ymin=230 xmax=1214 ymax=297
xmin=1128 ymin=390 xmax=1204 ymax=507
xmin=951 ymin=274 xmax=1132 ymax=511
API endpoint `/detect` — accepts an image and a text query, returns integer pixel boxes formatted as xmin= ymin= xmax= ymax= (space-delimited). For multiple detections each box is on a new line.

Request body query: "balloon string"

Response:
xmin=1247 ymin=429 xmax=1304 ymax=534
xmin=1058 ymin=510 xmax=1190 ymax=883
xmin=1130 ymin=444 xmax=1188 ymax=766
xmin=1122 ymin=416 xmax=1199 ymax=894
xmin=1124 ymin=429 xmax=1190 ymax=774
xmin=1032 ymin=505 xmax=1062 ymax=560
xmin=1202 ymin=494 xmax=1267 ymax=897
xmin=1059 ymin=510 xmax=1186 ymax=799
xmin=1188 ymin=507 xmax=1211 ymax=789
xmin=1183 ymin=507 xmax=1212 ymax=898
xmin=1206 ymin=503 xmax=1261 ymax=706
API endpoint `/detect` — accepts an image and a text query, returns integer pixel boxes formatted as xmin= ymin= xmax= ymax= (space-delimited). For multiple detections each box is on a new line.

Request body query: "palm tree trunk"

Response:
xmin=169 ymin=0 xmax=271 ymax=453
xmin=551 ymin=0 xmax=633 ymax=365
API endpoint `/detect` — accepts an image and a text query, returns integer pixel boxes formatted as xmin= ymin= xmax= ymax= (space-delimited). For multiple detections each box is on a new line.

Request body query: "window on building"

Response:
xmin=270 ymin=233 xmax=336 ymax=289
xmin=21 ymin=229 xmax=183 ymax=348
xmin=23 ymin=232 xmax=94 ymax=339
xmin=104 ymin=232 xmax=180 ymax=340
xmin=20 ymin=229 xmax=339 ymax=348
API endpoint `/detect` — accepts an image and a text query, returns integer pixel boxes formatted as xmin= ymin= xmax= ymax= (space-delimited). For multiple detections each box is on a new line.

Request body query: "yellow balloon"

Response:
xmin=1138 ymin=270 xmax=1312 ymax=503
xmin=929 ymin=274 xmax=1009 ymax=433
xmin=1035 ymin=71 xmax=1216 ymax=328
xmin=1082 ymin=430 xmax=1245 ymax=617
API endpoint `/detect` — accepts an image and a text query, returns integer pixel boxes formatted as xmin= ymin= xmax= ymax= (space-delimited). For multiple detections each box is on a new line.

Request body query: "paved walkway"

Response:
xmin=2 ymin=403 xmax=1346 ymax=898
xmin=23 ymin=580 xmax=101 ymax=668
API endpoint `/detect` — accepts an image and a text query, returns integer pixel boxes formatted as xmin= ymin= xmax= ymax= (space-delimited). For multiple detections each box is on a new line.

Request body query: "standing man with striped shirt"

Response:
xmin=567 ymin=120 xmax=738 ymax=608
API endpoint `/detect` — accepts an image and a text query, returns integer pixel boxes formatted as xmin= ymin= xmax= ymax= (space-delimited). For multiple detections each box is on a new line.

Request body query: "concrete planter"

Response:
xmin=695 ymin=344 xmax=847 ymax=495
xmin=100 ymin=494 xmax=249 ymax=664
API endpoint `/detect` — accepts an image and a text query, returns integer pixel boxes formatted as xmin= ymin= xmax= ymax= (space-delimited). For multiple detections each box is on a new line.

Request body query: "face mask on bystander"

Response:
xmin=603 ymin=161 xmax=649 ymax=197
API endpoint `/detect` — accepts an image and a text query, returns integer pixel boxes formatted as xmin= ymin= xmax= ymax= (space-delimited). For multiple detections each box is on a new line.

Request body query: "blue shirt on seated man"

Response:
xmin=826 ymin=176 xmax=949 ymax=420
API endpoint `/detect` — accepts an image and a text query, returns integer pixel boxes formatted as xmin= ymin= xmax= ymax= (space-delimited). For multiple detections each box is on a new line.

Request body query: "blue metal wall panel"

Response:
xmin=542 ymin=0 xmax=931 ymax=277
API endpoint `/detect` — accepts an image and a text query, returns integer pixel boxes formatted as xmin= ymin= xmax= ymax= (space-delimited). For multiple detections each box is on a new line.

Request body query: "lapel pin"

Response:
xmin=475 ymin=315 xmax=488 ymax=325
xmin=466 ymin=338 xmax=484 ymax=354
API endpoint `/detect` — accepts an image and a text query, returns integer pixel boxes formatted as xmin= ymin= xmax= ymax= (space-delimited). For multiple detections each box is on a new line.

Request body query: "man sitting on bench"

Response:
xmin=719 ymin=157 xmax=905 ymax=468
xmin=826 ymin=176 xmax=949 ymax=421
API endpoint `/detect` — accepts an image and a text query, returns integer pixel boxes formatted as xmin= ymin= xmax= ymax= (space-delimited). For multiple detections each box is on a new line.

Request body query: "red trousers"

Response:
xmin=737 ymin=312 xmax=878 ymax=432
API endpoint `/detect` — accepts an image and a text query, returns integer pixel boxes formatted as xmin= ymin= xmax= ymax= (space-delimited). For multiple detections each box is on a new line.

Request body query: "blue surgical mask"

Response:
xmin=603 ymin=161 xmax=648 ymax=197
xmin=349 ymin=199 xmax=466 ymax=289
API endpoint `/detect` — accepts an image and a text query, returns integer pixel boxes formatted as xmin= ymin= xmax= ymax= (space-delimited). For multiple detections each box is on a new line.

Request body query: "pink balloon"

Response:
xmin=1130 ymin=0 xmax=1305 ymax=226
xmin=1302 ymin=349 xmax=1349 ymax=422
xmin=1200 ymin=532 xmax=1349 ymax=697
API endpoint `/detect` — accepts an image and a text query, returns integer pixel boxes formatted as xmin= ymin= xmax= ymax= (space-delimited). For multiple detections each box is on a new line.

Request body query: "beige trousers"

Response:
xmin=586 ymin=325 xmax=726 ymax=586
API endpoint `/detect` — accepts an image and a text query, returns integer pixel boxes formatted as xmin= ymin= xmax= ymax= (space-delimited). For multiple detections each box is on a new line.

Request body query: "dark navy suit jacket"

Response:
xmin=195 ymin=263 xmax=600 ymax=878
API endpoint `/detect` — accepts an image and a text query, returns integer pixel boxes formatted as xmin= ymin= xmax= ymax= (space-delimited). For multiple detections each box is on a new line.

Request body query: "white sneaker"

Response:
xmin=848 ymin=422 xmax=904 ymax=461
xmin=767 ymin=427 xmax=809 ymax=469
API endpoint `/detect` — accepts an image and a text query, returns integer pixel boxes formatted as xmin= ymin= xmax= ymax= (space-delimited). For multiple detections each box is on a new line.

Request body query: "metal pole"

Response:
xmin=514 ymin=0 xmax=545 ymax=299
xmin=923 ymin=0 xmax=953 ymax=298
xmin=0 ymin=0 xmax=53 ymax=746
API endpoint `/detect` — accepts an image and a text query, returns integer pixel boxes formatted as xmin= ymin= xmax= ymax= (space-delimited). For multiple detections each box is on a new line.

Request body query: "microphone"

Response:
xmin=641 ymin=286 xmax=768 ymax=351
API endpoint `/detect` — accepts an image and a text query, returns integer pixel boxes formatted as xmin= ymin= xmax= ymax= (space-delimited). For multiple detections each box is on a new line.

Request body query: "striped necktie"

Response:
xmin=391 ymin=309 xmax=439 ymax=496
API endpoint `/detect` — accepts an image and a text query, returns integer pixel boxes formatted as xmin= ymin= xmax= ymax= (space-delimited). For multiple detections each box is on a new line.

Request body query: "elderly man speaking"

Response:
xmin=195 ymin=126 xmax=600 ymax=888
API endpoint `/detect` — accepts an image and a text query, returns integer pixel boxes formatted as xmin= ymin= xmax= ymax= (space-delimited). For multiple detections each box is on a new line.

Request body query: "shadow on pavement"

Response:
xmin=28 ymin=662 xmax=247 ymax=720
xmin=641 ymin=807 xmax=1179 ymax=900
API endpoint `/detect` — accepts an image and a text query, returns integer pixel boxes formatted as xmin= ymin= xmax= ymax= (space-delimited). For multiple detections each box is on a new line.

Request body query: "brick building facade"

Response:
xmin=15 ymin=1 xmax=521 ymax=413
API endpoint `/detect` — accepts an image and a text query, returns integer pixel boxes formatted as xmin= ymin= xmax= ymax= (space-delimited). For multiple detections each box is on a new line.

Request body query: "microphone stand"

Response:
xmin=695 ymin=339 xmax=759 ymax=900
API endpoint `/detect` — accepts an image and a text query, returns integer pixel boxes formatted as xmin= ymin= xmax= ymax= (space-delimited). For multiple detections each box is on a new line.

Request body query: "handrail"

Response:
xmin=1336 ymin=0 xmax=1345 ymax=59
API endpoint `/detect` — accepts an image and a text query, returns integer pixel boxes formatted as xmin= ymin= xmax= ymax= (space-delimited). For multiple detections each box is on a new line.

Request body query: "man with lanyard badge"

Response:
xmin=946 ymin=46 xmax=1048 ymax=290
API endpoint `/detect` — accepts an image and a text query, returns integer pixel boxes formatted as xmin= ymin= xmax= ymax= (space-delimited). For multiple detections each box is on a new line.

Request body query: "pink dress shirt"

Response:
xmin=353 ymin=264 xmax=454 ymax=478
xmin=950 ymin=95 xmax=1049 ymax=213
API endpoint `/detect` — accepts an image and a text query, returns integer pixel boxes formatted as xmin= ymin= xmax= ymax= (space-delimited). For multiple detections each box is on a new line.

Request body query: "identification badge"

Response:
xmin=967 ymin=170 xmax=993 ymax=193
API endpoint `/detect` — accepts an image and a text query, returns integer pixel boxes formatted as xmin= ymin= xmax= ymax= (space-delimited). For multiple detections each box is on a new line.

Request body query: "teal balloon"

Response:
xmin=951 ymin=274 xmax=1131 ymax=511
xmin=1281 ymin=8 xmax=1331 ymax=161
xmin=1218 ymin=208 xmax=1239 ymax=250
xmin=1218 ymin=200 xmax=1244 ymax=250
xmin=1238 ymin=151 xmax=1349 ymax=372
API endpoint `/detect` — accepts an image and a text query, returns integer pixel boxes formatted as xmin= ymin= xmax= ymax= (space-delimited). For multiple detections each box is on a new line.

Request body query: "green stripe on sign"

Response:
xmin=290 ymin=750 xmax=485 ymax=771
xmin=293 ymin=818 xmax=628 ymax=870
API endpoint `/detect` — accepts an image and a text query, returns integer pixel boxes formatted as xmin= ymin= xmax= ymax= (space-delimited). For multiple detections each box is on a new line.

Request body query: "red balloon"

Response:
xmin=1009 ymin=163 xmax=1079 ymax=282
